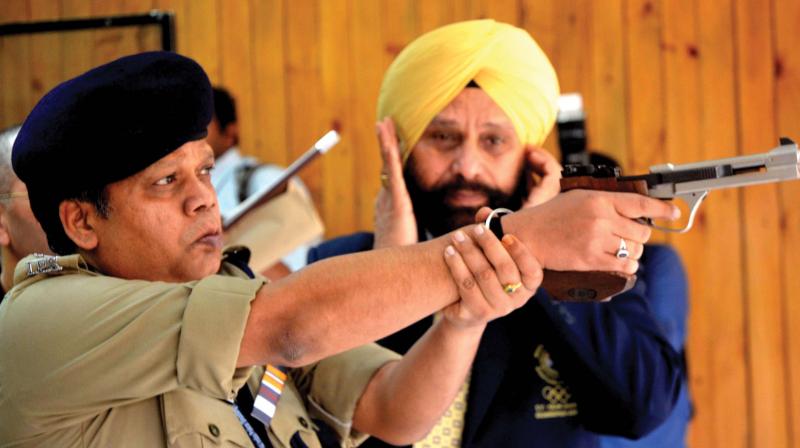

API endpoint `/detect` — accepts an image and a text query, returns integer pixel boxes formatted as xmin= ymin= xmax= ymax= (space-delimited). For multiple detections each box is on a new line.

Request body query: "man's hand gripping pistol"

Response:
xmin=542 ymin=137 xmax=800 ymax=301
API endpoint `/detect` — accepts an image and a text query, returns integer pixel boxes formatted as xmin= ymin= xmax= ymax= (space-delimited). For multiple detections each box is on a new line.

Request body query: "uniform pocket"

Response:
xmin=162 ymin=388 xmax=253 ymax=447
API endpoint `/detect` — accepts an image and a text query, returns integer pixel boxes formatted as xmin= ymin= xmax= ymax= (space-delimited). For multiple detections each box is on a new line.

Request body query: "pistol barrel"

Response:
xmin=644 ymin=139 xmax=799 ymax=198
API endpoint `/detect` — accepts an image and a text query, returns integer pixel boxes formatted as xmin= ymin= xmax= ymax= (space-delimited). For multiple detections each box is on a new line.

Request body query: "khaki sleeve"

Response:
xmin=294 ymin=344 xmax=402 ymax=445
xmin=177 ymin=274 xmax=264 ymax=398
xmin=0 ymin=272 xmax=262 ymax=423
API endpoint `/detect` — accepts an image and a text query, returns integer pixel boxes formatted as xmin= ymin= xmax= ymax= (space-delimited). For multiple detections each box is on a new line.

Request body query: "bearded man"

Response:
xmin=309 ymin=19 xmax=683 ymax=448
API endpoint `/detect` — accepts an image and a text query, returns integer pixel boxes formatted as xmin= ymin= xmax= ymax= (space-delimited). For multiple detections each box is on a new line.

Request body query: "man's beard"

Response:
xmin=404 ymin=165 xmax=529 ymax=237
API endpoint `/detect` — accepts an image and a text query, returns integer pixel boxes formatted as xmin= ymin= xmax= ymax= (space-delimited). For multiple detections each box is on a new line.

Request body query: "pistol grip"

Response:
xmin=541 ymin=269 xmax=636 ymax=301
xmin=550 ymin=175 xmax=645 ymax=301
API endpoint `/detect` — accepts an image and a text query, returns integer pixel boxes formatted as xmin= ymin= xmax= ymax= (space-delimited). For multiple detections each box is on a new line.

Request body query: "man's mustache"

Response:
xmin=403 ymin=165 xmax=528 ymax=237
xmin=434 ymin=178 xmax=504 ymax=199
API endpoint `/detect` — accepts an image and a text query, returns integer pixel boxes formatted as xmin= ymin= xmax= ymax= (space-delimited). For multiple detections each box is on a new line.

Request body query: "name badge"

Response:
xmin=26 ymin=254 xmax=63 ymax=277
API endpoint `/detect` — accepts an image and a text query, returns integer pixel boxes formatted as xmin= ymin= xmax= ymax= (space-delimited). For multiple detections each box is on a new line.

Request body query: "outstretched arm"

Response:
xmin=238 ymin=190 xmax=680 ymax=368
xmin=353 ymin=227 xmax=541 ymax=445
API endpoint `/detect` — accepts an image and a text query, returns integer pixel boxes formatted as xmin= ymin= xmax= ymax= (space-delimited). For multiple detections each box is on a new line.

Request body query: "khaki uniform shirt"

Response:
xmin=0 ymin=252 xmax=400 ymax=447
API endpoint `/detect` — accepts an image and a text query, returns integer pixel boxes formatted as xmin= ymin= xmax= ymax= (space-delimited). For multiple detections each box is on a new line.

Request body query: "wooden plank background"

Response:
xmin=1 ymin=1 xmax=798 ymax=446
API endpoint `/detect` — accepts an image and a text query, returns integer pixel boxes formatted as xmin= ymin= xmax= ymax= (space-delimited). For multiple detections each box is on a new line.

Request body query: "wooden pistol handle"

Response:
xmin=541 ymin=176 xmax=648 ymax=301
xmin=541 ymin=269 xmax=636 ymax=301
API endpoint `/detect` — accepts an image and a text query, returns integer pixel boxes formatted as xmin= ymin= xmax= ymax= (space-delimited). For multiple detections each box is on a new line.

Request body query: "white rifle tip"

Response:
xmin=315 ymin=130 xmax=340 ymax=153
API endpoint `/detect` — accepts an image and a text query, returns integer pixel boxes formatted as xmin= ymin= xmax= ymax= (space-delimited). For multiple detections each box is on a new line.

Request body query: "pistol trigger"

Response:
xmin=649 ymin=191 xmax=709 ymax=233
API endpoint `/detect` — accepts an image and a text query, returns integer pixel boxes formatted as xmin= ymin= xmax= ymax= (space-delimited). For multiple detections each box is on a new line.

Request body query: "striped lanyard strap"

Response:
xmin=252 ymin=364 xmax=288 ymax=427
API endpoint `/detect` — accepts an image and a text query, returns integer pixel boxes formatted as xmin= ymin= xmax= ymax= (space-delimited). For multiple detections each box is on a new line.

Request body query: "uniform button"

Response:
xmin=298 ymin=417 xmax=309 ymax=429
xmin=208 ymin=423 xmax=220 ymax=437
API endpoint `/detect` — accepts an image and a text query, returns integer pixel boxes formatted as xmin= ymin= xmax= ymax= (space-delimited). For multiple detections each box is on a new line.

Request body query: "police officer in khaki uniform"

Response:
xmin=0 ymin=52 xmax=677 ymax=447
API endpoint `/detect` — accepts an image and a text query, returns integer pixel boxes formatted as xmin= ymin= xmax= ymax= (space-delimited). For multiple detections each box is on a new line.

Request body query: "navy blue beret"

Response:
xmin=13 ymin=51 xmax=212 ymax=192
xmin=11 ymin=51 xmax=212 ymax=252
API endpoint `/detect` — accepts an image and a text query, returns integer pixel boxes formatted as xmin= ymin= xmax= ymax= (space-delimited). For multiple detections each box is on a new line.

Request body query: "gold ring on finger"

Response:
xmin=380 ymin=173 xmax=389 ymax=188
xmin=503 ymin=282 xmax=523 ymax=294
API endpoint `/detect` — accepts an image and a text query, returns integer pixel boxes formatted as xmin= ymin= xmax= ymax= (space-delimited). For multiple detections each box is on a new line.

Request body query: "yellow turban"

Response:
xmin=377 ymin=19 xmax=560 ymax=163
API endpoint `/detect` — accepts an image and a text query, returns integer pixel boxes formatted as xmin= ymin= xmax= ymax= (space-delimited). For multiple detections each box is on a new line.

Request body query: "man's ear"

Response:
xmin=0 ymin=206 xmax=10 ymax=247
xmin=59 ymin=200 xmax=99 ymax=250
xmin=223 ymin=122 xmax=239 ymax=147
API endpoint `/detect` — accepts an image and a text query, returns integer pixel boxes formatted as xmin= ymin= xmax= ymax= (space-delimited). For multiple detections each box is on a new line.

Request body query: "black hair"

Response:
xmin=212 ymin=86 xmax=237 ymax=130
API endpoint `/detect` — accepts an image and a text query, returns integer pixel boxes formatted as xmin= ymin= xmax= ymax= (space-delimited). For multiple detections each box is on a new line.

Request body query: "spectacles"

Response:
xmin=0 ymin=192 xmax=27 ymax=200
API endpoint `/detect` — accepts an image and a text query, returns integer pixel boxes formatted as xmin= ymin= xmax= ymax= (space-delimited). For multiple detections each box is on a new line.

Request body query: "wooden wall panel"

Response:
xmin=775 ymin=1 xmax=800 ymax=445
xmin=415 ymin=0 xmax=471 ymax=33
xmin=588 ymin=0 xmax=627 ymax=165
xmin=0 ymin=0 xmax=33 ymax=127
xmin=735 ymin=0 xmax=790 ymax=446
xmin=476 ymin=0 xmax=519 ymax=25
xmin=624 ymin=0 xmax=664 ymax=175
xmin=348 ymin=0 xmax=383 ymax=231
xmin=218 ymin=0 xmax=254 ymax=155
xmin=2 ymin=1 xmax=800 ymax=446
xmin=284 ymin=0 xmax=323 ymax=210
xmin=318 ymin=0 xmax=358 ymax=235
xmin=59 ymin=0 xmax=93 ymax=81
xmin=547 ymin=0 xmax=591 ymax=102
xmin=249 ymin=0 xmax=289 ymax=166
xmin=28 ymin=0 xmax=62 ymax=109
xmin=693 ymin=0 xmax=748 ymax=446
xmin=89 ymin=0 xmax=148 ymax=66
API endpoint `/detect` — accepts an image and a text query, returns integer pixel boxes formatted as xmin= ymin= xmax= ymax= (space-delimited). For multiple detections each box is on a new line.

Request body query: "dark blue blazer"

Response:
xmin=599 ymin=244 xmax=692 ymax=448
xmin=308 ymin=233 xmax=685 ymax=448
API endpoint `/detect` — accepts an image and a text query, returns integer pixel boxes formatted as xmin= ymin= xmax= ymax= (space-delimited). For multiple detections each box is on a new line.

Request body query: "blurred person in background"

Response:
xmin=0 ymin=124 xmax=50 ymax=299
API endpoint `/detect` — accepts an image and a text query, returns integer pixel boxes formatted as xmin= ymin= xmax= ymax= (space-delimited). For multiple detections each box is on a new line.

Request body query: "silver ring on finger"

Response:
xmin=615 ymin=238 xmax=629 ymax=259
